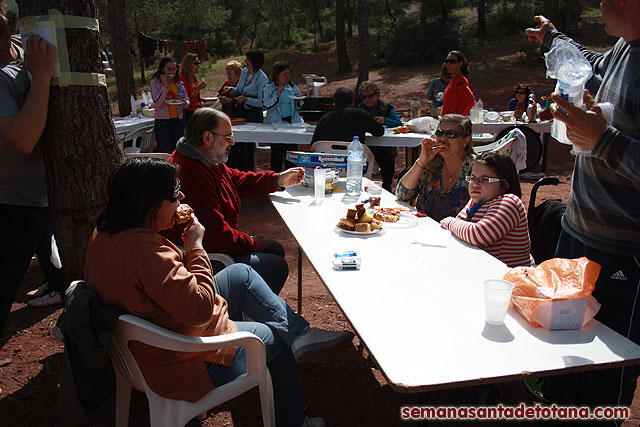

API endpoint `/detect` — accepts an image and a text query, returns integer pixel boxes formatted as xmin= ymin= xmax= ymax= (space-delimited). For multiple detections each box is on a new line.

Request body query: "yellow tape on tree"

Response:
xmin=19 ymin=9 xmax=105 ymax=87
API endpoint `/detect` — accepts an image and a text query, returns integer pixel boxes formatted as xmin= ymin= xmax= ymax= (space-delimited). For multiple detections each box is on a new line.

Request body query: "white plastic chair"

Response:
xmin=123 ymin=126 xmax=155 ymax=154
xmin=473 ymin=128 xmax=528 ymax=172
xmin=311 ymin=140 xmax=376 ymax=178
xmin=302 ymin=74 xmax=328 ymax=98
xmin=109 ymin=314 xmax=275 ymax=427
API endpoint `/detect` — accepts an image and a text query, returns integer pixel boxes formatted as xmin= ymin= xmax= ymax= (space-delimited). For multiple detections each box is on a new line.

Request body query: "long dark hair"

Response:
xmin=245 ymin=50 xmax=264 ymax=71
xmin=449 ymin=50 xmax=469 ymax=78
xmin=472 ymin=152 xmax=521 ymax=198
xmin=153 ymin=57 xmax=180 ymax=84
xmin=97 ymin=157 xmax=178 ymax=234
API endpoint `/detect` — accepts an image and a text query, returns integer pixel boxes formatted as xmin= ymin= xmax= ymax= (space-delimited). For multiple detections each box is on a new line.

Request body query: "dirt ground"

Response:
xmin=3 ymin=24 xmax=639 ymax=427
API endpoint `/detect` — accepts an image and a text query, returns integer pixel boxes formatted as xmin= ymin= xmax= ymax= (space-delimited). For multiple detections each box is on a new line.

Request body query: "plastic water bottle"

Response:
xmin=346 ymin=136 xmax=364 ymax=195
xmin=409 ymin=97 xmax=421 ymax=120
xmin=177 ymin=84 xmax=186 ymax=101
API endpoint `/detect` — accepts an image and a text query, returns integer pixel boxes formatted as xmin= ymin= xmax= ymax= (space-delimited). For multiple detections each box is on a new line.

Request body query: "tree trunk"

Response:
xmin=20 ymin=0 xmax=124 ymax=283
xmin=355 ymin=0 xmax=369 ymax=93
xmin=108 ymin=0 xmax=135 ymax=117
xmin=420 ymin=0 xmax=427 ymax=24
xmin=134 ymin=7 xmax=145 ymax=85
xmin=384 ymin=0 xmax=394 ymax=22
xmin=477 ymin=0 xmax=486 ymax=36
xmin=336 ymin=0 xmax=352 ymax=73
xmin=440 ymin=0 xmax=448 ymax=21
xmin=345 ymin=0 xmax=353 ymax=38
xmin=215 ymin=28 xmax=224 ymax=58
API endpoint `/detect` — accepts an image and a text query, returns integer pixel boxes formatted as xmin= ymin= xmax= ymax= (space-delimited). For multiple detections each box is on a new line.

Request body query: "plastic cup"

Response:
xmin=367 ymin=180 xmax=382 ymax=207
xmin=484 ymin=279 xmax=515 ymax=325
xmin=314 ymin=168 xmax=326 ymax=199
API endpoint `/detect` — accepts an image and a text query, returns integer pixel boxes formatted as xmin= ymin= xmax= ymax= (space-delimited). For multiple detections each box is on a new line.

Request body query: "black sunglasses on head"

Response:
xmin=435 ymin=128 xmax=464 ymax=138
xmin=444 ymin=59 xmax=460 ymax=64
xmin=194 ymin=61 xmax=201 ymax=65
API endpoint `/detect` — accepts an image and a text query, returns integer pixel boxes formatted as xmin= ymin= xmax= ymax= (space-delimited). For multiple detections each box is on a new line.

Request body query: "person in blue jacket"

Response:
xmin=224 ymin=50 xmax=268 ymax=171
xmin=263 ymin=61 xmax=304 ymax=171
xmin=357 ymin=81 xmax=402 ymax=190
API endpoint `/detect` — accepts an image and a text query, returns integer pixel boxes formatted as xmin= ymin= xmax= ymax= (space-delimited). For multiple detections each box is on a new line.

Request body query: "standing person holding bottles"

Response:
xmin=179 ymin=53 xmax=217 ymax=124
xmin=224 ymin=50 xmax=268 ymax=171
xmin=263 ymin=61 xmax=304 ymax=172
xmin=441 ymin=50 xmax=475 ymax=117
xmin=150 ymin=57 xmax=189 ymax=153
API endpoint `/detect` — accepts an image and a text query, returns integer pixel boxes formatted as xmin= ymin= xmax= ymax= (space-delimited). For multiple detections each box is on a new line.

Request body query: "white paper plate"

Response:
xmin=291 ymin=95 xmax=306 ymax=100
xmin=335 ymin=227 xmax=384 ymax=236
xmin=484 ymin=111 xmax=500 ymax=123
xmin=165 ymin=100 xmax=184 ymax=105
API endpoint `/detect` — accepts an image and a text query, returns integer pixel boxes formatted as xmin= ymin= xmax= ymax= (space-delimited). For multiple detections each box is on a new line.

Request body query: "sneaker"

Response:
xmin=291 ymin=328 xmax=354 ymax=364
xmin=27 ymin=292 xmax=62 ymax=308
xmin=51 ymin=325 xmax=64 ymax=343
xmin=26 ymin=282 xmax=49 ymax=299
xmin=299 ymin=416 xmax=326 ymax=427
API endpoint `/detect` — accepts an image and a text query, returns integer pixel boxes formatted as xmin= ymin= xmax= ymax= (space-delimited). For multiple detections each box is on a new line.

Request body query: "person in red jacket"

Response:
xmin=441 ymin=50 xmax=475 ymax=116
xmin=164 ymin=108 xmax=304 ymax=294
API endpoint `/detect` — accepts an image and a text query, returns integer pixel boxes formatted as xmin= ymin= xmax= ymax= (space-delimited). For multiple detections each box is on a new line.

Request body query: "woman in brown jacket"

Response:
xmin=85 ymin=157 xmax=350 ymax=427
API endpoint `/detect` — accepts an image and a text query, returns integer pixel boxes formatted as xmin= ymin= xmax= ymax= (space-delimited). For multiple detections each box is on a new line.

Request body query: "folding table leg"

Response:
xmin=297 ymin=246 xmax=303 ymax=314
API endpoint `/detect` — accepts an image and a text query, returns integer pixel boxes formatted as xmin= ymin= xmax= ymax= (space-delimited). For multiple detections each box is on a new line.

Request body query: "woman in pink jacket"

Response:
xmin=150 ymin=57 xmax=189 ymax=153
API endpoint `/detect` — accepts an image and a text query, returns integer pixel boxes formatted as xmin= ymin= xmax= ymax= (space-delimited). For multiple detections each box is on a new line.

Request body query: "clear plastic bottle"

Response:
xmin=409 ymin=97 xmax=421 ymax=120
xmin=346 ymin=136 xmax=364 ymax=195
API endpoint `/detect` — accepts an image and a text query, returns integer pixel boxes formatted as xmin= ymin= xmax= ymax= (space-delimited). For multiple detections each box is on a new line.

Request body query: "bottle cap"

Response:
xmin=353 ymin=136 xmax=359 ymax=140
xmin=412 ymin=97 xmax=418 ymax=100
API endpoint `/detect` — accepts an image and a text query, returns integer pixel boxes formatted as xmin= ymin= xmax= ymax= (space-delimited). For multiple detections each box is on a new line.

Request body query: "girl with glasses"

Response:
xmin=440 ymin=151 xmax=534 ymax=267
xmin=179 ymin=53 xmax=218 ymax=124
xmin=441 ymin=50 xmax=475 ymax=116
xmin=151 ymin=57 xmax=190 ymax=153
xmin=396 ymin=114 xmax=474 ymax=221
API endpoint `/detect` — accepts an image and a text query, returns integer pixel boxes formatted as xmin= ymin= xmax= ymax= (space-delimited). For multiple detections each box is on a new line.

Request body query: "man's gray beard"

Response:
xmin=207 ymin=146 xmax=228 ymax=165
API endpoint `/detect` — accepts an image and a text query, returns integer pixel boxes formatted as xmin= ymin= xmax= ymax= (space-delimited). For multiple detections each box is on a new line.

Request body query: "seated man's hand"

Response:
xmin=550 ymin=90 xmax=608 ymax=151
xmin=277 ymin=167 xmax=305 ymax=188
xmin=252 ymin=235 xmax=268 ymax=252
xmin=374 ymin=116 xmax=385 ymax=124
xmin=24 ymin=35 xmax=56 ymax=82
xmin=182 ymin=214 xmax=205 ymax=252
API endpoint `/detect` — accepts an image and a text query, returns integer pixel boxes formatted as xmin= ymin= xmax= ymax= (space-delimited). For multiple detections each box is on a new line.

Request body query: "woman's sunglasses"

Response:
xmin=435 ymin=129 xmax=464 ymax=138
xmin=194 ymin=61 xmax=201 ymax=65
xmin=444 ymin=59 xmax=460 ymax=64
xmin=168 ymin=180 xmax=181 ymax=202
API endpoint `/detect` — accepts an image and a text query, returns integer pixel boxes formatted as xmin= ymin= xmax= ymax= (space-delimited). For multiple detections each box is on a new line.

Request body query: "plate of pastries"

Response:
xmin=336 ymin=203 xmax=384 ymax=235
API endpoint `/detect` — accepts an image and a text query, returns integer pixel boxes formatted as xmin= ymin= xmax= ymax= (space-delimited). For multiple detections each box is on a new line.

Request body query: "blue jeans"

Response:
xmin=543 ymin=229 xmax=640 ymax=412
xmin=0 ymin=205 xmax=65 ymax=335
xmin=206 ymin=264 xmax=308 ymax=426
xmin=154 ymin=118 xmax=185 ymax=153
xmin=211 ymin=238 xmax=288 ymax=295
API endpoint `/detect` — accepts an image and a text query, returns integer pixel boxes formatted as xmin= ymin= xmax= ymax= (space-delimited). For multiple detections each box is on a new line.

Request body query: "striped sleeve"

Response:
xmin=445 ymin=196 xmax=520 ymax=248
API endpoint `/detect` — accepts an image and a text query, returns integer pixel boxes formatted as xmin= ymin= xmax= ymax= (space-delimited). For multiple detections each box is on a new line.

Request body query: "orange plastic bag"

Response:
xmin=503 ymin=257 xmax=601 ymax=330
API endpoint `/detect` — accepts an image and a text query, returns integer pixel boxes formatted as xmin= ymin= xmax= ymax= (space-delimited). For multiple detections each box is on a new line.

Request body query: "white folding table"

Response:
xmin=269 ymin=182 xmax=640 ymax=392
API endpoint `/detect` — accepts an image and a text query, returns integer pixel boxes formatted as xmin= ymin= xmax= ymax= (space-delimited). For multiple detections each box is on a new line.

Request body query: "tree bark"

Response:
xmin=440 ymin=0 xmax=448 ymax=21
xmin=477 ymin=0 xmax=486 ymax=36
xmin=108 ymin=0 xmax=135 ymax=116
xmin=20 ymin=0 xmax=124 ymax=283
xmin=133 ymin=7 xmax=145 ymax=85
xmin=355 ymin=0 xmax=369 ymax=94
xmin=420 ymin=0 xmax=428 ymax=24
xmin=336 ymin=0 xmax=352 ymax=73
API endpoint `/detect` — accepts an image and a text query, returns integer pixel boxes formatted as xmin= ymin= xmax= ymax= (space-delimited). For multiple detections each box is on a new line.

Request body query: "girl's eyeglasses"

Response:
xmin=465 ymin=176 xmax=505 ymax=185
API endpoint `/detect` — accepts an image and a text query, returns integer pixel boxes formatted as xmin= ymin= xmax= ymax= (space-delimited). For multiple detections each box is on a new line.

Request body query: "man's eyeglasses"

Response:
xmin=444 ymin=59 xmax=460 ymax=64
xmin=194 ymin=61 xmax=201 ymax=65
xmin=435 ymin=128 xmax=464 ymax=138
xmin=212 ymin=132 xmax=234 ymax=142
xmin=361 ymin=92 xmax=378 ymax=100
xmin=465 ymin=176 xmax=505 ymax=185
xmin=169 ymin=180 xmax=181 ymax=202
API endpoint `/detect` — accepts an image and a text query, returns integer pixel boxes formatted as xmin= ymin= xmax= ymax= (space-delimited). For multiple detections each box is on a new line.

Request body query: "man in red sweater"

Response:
xmin=164 ymin=108 xmax=304 ymax=294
